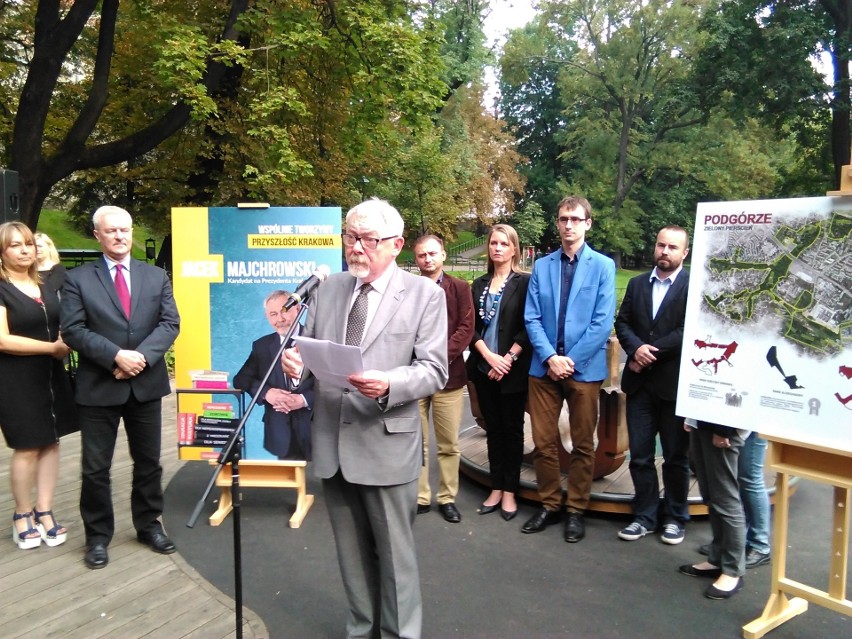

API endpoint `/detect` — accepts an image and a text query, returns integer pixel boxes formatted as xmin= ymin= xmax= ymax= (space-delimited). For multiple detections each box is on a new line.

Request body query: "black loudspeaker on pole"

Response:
xmin=0 ymin=170 xmax=20 ymax=222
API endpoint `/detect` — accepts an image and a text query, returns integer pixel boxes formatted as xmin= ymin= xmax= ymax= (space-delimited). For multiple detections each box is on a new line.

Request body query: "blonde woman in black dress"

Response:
xmin=0 ymin=222 xmax=77 ymax=549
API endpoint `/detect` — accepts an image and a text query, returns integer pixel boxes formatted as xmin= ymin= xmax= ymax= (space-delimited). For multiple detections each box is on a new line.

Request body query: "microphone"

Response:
xmin=282 ymin=265 xmax=331 ymax=310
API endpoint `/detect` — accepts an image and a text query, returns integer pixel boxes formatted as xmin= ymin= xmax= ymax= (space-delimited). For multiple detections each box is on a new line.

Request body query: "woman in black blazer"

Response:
xmin=467 ymin=224 xmax=530 ymax=521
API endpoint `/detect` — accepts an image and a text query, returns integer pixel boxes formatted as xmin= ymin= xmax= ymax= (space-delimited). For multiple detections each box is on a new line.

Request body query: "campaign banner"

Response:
xmin=676 ymin=196 xmax=852 ymax=453
xmin=172 ymin=206 xmax=342 ymax=460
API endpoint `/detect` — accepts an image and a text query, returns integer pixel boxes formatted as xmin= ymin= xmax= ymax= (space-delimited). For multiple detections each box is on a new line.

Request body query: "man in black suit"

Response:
xmin=615 ymin=225 xmax=691 ymax=545
xmin=234 ymin=290 xmax=312 ymax=460
xmin=61 ymin=206 xmax=180 ymax=569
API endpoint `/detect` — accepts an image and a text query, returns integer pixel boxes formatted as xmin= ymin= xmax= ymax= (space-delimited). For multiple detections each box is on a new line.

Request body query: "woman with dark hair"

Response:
xmin=467 ymin=224 xmax=530 ymax=521
xmin=0 ymin=221 xmax=77 ymax=549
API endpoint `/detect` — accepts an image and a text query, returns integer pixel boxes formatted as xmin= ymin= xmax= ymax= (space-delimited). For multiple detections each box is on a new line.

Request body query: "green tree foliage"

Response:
xmin=374 ymin=3 xmax=525 ymax=243
xmin=499 ymin=0 xmax=805 ymax=262
xmin=378 ymin=84 xmax=526 ymax=243
xmin=544 ymin=0 xmax=714 ymax=256
xmin=511 ymin=200 xmax=547 ymax=248
xmin=499 ymin=18 xmax=575 ymax=220
xmin=0 ymin=1 xmax=457 ymax=230
xmin=691 ymin=1 xmax=834 ymax=193
xmin=2 ymin=0 xmax=527 ymax=242
xmin=3 ymin=0 xmax=255 ymax=229
xmin=432 ymin=0 xmax=494 ymax=98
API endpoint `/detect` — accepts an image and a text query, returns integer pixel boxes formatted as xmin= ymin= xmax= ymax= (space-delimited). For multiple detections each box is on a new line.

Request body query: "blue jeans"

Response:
xmin=738 ymin=432 xmax=771 ymax=554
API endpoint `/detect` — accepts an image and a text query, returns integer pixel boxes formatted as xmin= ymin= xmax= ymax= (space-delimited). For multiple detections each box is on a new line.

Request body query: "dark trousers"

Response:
xmin=79 ymin=396 xmax=164 ymax=544
xmin=471 ymin=370 xmax=526 ymax=494
xmin=625 ymin=388 xmax=690 ymax=528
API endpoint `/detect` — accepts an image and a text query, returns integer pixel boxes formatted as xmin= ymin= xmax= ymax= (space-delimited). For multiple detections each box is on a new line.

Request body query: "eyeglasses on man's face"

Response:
xmin=341 ymin=233 xmax=397 ymax=250
xmin=557 ymin=216 xmax=589 ymax=226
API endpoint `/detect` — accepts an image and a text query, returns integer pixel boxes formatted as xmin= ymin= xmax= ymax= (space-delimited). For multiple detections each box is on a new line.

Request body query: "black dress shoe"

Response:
xmin=416 ymin=503 xmax=431 ymax=515
xmin=521 ymin=508 xmax=561 ymax=534
xmin=705 ymin=577 xmax=744 ymax=600
xmin=500 ymin=508 xmax=518 ymax=522
xmin=678 ymin=563 xmax=722 ymax=578
xmin=137 ymin=526 xmax=176 ymax=555
xmin=478 ymin=502 xmax=499 ymax=515
xmin=564 ymin=511 xmax=585 ymax=543
xmin=84 ymin=543 xmax=109 ymax=569
xmin=439 ymin=503 xmax=461 ymax=523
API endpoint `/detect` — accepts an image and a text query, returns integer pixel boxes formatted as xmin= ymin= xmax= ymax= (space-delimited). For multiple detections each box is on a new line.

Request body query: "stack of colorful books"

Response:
xmin=189 ymin=369 xmax=230 ymax=389
xmin=178 ymin=401 xmax=239 ymax=447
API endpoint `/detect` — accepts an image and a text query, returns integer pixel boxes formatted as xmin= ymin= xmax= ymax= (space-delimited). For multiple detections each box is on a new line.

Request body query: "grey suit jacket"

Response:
xmin=61 ymin=257 xmax=180 ymax=406
xmin=304 ymin=264 xmax=448 ymax=485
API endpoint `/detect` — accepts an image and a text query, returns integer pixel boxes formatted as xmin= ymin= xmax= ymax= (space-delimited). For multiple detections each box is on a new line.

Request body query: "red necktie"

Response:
xmin=114 ymin=263 xmax=131 ymax=317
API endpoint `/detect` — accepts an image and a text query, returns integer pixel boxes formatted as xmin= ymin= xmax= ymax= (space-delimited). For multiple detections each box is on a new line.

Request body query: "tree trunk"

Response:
xmin=824 ymin=0 xmax=852 ymax=188
xmin=9 ymin=0 xmax=250 ymax=229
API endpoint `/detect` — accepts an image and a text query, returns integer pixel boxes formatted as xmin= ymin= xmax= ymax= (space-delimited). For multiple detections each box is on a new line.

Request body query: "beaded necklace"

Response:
xmin=479 ymin=273 xmax=510 ymax=326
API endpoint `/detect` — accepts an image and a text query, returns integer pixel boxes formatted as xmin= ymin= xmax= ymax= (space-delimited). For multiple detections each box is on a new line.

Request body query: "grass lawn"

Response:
xmin=37 ymin=209 xmax=101 ymax=250
xmin=37 ymin=208 xmax=160 ymax=261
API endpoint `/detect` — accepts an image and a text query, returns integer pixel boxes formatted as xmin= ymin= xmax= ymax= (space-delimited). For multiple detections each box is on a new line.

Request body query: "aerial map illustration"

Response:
xmin=700 ymin=209 xmax=850 ymax=358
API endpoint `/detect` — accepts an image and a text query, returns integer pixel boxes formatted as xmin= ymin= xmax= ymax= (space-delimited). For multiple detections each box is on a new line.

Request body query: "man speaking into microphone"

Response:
xmin=283 ymin=198 xmax=447 ymax=639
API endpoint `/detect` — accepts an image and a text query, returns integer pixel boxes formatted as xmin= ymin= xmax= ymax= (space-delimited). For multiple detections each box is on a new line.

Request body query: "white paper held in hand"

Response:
xmin=291 ymin=336 xmax=364 ymax=389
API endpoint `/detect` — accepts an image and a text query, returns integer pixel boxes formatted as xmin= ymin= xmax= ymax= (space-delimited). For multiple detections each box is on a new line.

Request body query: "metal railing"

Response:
xmin=446 ymin=235 xmax=486 ymax=260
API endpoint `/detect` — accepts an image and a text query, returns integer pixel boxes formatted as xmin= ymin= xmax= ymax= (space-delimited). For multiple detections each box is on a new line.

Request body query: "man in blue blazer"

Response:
xmin=615 ymin=226 xmax=691 ymax=545
xmin=523 ymin=196 xmax=615 ymax=543
xmin=234 ymin=290 xmax=313 ymax=460
xmin=62 ymin=206 xmax=180 ymax=569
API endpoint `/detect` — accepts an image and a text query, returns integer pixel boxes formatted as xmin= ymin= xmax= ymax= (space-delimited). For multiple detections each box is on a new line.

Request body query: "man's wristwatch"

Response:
xmin=507 ymin=351 xmax=519 ymax=362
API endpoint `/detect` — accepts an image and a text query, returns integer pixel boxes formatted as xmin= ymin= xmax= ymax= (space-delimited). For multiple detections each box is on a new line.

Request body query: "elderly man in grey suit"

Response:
xmin=284 ymin=199 xmax=448 ymax=639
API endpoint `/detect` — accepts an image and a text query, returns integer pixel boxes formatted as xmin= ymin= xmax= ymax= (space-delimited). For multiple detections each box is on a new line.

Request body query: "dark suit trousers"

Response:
xmin=323 ymin=471 xmax=421 ymax=639
xmin=626 ymin=387 xmax=690 ymax=528
xmin=79 ymin=397 xmax=164 ymax=544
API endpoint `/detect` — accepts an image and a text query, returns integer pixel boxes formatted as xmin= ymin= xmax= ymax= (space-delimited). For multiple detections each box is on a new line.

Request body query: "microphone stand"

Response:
xmin=186 ymin=300 xmax=311 ymax=639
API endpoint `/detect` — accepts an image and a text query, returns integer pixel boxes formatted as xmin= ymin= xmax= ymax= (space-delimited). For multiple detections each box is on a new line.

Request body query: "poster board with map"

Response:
xmin=676 ymin=196 xmax=852 ymax=453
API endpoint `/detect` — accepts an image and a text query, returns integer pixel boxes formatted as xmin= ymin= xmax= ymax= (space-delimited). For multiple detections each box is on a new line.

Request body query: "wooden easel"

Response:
xmin=209 ymin=460 xmax=315 ymax=529
xmin=742 ymin=436 xmax=852 ymax=638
